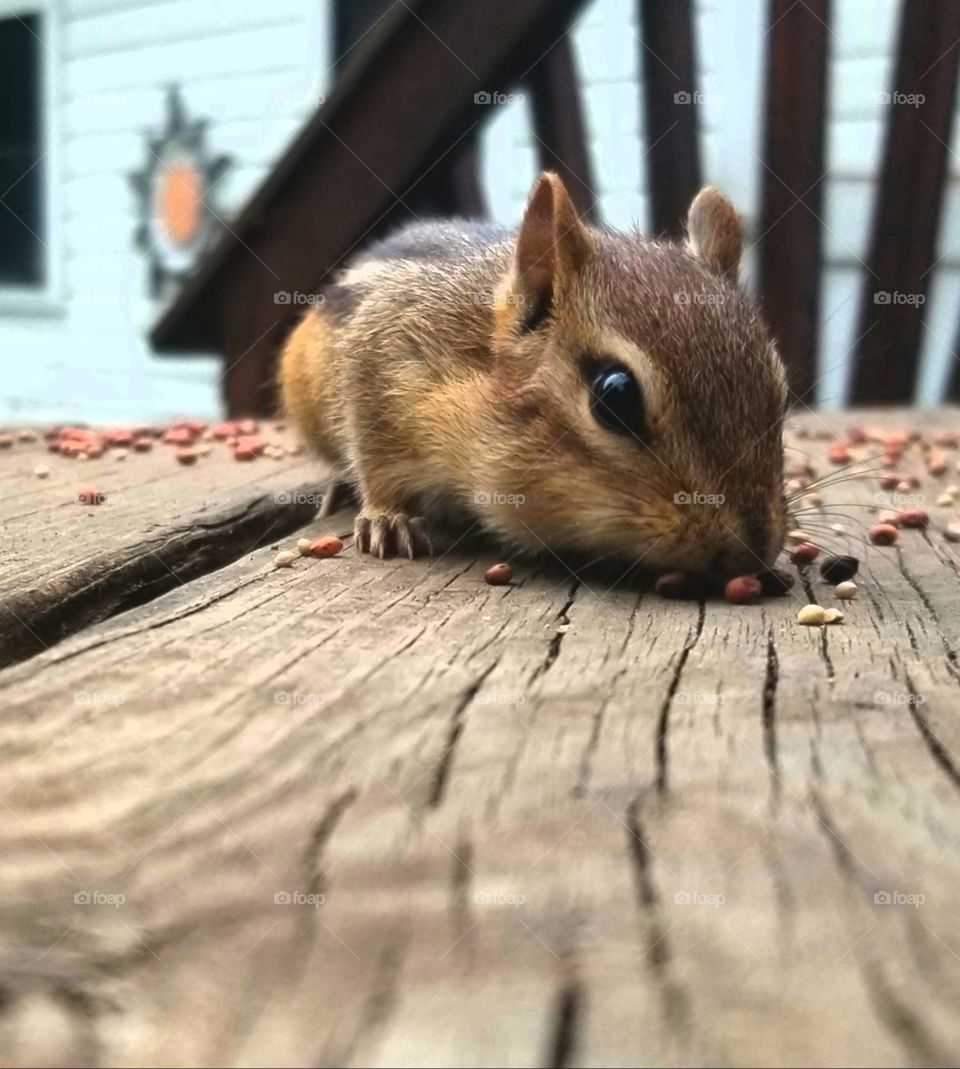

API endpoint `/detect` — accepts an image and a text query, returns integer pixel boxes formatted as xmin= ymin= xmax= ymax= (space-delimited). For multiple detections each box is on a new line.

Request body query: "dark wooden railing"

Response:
xmin=152 ymin=0 xmax=960 ymax=414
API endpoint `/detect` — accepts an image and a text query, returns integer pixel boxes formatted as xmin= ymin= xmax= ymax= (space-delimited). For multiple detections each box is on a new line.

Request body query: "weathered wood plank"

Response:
xmin=0 ymin=427 xmax=327 ymax=668
xmin=1 ymin=411 xmax=960 ymax=1066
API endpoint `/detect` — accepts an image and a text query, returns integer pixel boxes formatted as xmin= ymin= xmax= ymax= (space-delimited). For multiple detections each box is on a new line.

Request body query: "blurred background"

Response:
xmin=1 ymin=0 xmax=959 ymax=424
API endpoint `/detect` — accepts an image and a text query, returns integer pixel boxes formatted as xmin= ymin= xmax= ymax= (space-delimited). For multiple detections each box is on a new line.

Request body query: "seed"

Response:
xmin=790 ymin=542 xmax=820 ymax=565
xmin=309 ymin=536 xmax=343 ymax=558
xmin=274 ymin=550 xmax=297 ymax=568
xmin=77 ymin=487 xmax=105 ymax=505
xmin=113 ymin=449 xmax=128 ymax=461
xmin=819 ymin=554 xmax=859 ymax=582
xmin=176 ymin=448 xmax=197 ymax=465
xmin=822 ymin=608 xmax=845 ymax=624
xmin=787 ymin=529 xmax=815 ymax=545
xmin=834 ymin=581 xmax=858 ymax=599
xmin=724 ymin=575 xmax=763 ymax=604
xmin=758 ymin=567 xmax=795 ymax=596
xmin=297 ymin=538 xmax=313 ymax=556
xmin=927 ymin=448 xmax=948 ymax=475
xmin=484 ymin=562 xmax=513 ymax=585
xmin=212 ymin=422 xmax=237 ymax=440
xmin=897 ymin=508 xmax=929 ymax=528
xmin=0 ymin=434 xmax=12 ymax=449
xmin=937 ymin=492 xmax=955 ymax=507
xmin=33 ymin=464 xmax=49 ymax=479
xmin=869 ymin=523 xmax=899 ymax=545
xmin=828 ymin=444 xmax=851 ymax=464
xmin=238 ymin=418 xmax=259 ymax=435
xmin=945 ymin=522 xmax=960 ymax=543
xmin=655 ymin=571 xmax=699 ymax=599
xmin=879 ymin=471 xmax=901 ymax=490
xmin=163 ymin=427 xmax=193 ymax=446
xmin=934 ymin=431 xmax=959 ymax=447
xmin=797 ymin=605 xmax=826 ymax=625
xmin=848 ymin=426 xmax=868 ymax=444
xmin=234 ymin=444 xmax=257 ymax=461
xmin=132 ymin=436 xmax=153 ymax=452
xmin=17 ymin=429 xmax=38 ymax=443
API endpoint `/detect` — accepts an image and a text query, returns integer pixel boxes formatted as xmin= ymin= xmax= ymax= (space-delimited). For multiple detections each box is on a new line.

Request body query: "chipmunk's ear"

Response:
xmin=511 ymin=171 xmax=593 ymax=323
xmin=686 ymin=186 xmax=741 ymax=278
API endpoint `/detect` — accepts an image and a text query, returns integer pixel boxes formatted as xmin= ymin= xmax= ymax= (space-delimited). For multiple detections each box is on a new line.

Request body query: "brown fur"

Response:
xmin=278 ymin=173 xmax=787 ymax=575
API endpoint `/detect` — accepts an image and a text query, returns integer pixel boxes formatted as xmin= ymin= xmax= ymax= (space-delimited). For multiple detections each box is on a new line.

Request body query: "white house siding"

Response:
xmin=1 ymin=0 xmax=330 ymax=424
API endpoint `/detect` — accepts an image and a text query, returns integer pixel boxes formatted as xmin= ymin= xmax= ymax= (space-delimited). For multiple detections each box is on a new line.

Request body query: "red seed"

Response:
xmin=77 ymin=487 xmax=105 ymax=505
xmin=484 ymin=562 xmax=513 ymax=585
xmin=724 ymin=576 xmax=763 ymax=604
xmin=238 ymin=418 xmax=258 ymax=435
xmin=234 ymin=444 xmax=257 ymax=461
xmin=927 ymin=448 xmax=948 ymax=475
xmin=933 ymin=431 xmax=958 ymax=448
xmin=879 ymin=471 xmax=902 ymax=490
xmin=897 ymin=508 xmax=929 ymax=528
xmin=234 ymin=434 xmax=266 ymax=456
xmin=847 ymin=426 xmax=868 ymax=444
xmin=869 ymin=523 xmax=899 ymax=545
xmin=828 ymin=444 xmax=851 ymax=465
xmin=790 ymin=542 xmax=820 ymax=565
xmin=163 ymin=427 xmax=193 ymax=446
xmin=654 ymin=571 xmax=699 ymax=599
xmin=132 ymin=436 xmax=153 ymax=452
xmin=212 ymin=421 xmax=237 ymax=440
xmin=176 ymin=448 xmax=198 ymax=465
xmin=309 ymin=536 xmax=343 ymax=558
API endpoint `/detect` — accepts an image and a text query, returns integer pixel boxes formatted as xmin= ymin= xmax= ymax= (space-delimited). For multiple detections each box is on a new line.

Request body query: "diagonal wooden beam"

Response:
xmin=851 ymin=0 xmax=960 ymax=405
xmin=757 ymin=0 xmax=831 ymax=401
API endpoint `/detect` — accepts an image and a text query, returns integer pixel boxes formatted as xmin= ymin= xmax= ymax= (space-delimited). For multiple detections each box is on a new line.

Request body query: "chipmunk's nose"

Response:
xmin=709 ymin=533 xmax=768 ymax=579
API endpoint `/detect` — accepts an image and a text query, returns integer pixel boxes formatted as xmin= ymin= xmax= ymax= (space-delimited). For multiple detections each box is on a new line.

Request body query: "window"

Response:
xmin=0 ymin=4 xmax=58 ymax=310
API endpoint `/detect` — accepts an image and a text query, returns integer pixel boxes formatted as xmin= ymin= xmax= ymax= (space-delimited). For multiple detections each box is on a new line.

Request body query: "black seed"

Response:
xmin=819 ymin=555 xmax=859 ymax=583
xmin=758 ymin=567 xmax=795 ymax=596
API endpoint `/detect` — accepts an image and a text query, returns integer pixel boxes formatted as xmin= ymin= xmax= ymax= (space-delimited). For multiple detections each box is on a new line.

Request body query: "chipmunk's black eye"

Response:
xmin=588 ymin=363 xmax=646 ymax=440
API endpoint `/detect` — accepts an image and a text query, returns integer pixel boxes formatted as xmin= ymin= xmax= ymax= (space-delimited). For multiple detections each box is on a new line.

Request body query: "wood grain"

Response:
xmin=1 ymin=411 xmax=960 ymax=1067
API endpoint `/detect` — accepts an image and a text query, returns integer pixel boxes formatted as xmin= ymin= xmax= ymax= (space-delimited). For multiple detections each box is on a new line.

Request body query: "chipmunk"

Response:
xmin=279 ymin=171 xmax=787 ymax=580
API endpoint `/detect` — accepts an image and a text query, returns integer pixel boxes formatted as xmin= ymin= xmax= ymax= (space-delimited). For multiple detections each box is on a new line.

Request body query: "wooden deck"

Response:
xmin=2 ymin=411 xmax=960 ymax=1068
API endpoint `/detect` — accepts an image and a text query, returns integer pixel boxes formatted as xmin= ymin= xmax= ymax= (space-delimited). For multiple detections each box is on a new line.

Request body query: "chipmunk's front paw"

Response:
xmin=354 ymin=511 xmax=432 ymax=559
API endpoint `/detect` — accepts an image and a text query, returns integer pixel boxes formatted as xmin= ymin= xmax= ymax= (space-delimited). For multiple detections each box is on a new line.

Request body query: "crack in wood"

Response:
xmin=656 ymin=601 xmax=706 ymax=794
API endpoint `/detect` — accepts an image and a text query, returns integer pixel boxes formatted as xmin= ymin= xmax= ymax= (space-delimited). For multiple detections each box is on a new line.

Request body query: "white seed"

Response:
xmin=297 ymin=538 xmax=313 ymax=556
xmin=937 ymin=492 xmax=955 ymax=507
xmin=807 ymin=492 xmax=824 ymax=506
xmin=830 ymin=523 xmax=845 ymax=533
xmin=788 ymin=529 xmax=814 ymax=545
xmin=822 ymin=608 xmax=845 ymax=624
xmin=834 ymin=581 xmax=858 ymax=599
xmin=945 ymin=522 xmax=960 ymax=543
xmin=797 ymin=604 xmax=826 ymax=626
xmin=274 ymin=550 xmax=297 ymax=568
xmin=33 ymin=464 xmax=49 ymax=479
xmin=947 ymin=485 xmax=960 ymax=496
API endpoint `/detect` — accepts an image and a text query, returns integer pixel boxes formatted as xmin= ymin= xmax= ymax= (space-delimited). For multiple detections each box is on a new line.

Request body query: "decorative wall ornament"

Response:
xmin=130 ymin=85 xmax=231 ymax=297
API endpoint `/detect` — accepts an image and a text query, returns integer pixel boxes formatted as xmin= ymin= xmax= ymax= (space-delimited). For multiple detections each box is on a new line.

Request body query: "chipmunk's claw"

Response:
xmin=354 ymin=512 xmax=432 ymax=559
